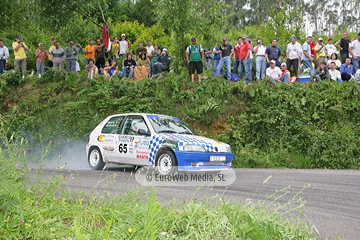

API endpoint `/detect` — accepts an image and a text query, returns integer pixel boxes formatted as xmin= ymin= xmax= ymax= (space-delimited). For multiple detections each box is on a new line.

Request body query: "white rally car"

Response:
xmin=86 ymin=113 xmax=234 ymax=175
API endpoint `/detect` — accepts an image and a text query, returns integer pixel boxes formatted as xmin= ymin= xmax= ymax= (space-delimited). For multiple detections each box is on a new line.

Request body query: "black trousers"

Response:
xmin=286 ymin=58 xmax=299 ymax=75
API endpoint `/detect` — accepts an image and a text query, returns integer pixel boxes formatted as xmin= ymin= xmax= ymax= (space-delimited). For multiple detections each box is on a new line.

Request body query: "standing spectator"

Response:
xmin=134 ymin=52 xmax=150 ymax=80
xmin=335 ymin=32 xmax=350 ymax=63
xmin=186 ymin=37 xmax=204 ymax=82
xmin=151 ymin=48 xmax=171 ymax=76
xmin=135 ymin=42 xmax=147 ymax=60
xmin=266 ymin=60 xmax=289 ymax=83
xmin=85 ymin=59 xmax=98 ymax=79
xmin=47 ymin=37 xmax=56 ymax=69
xmin=325 ymin=38 xmax=337 ymax=59
xmin=326 ymin=53 xmax=341 ymax=69
xmin=286 ymin=35 xmax=302 ymax=76
xmin=212 ymin=43 xmax=222 ymax=77
xmin=239 ymin=35 xmax=251 ymax=83
xmin=95 ymin=39 xmax=105 ymax=70
xmin=349 ymin=32 xmax=360 ymax=72
xmin=329 ymin=62 xmax=342 ymax=83
xmin=74 ymin=43 xmax=82 ymax=73
xmin=265 ymin=38 xmax=282 ymax=67
xmin=146 ymin=40 xmax=154 ymax=59
xmin=214 ymin=37 xmax=233 ymax=80
xmin=247 ymin=36 xmax=254 ymax=82
xmin=12 ymin=35 xmax=29 ymax=78
xmin=111 ymin=37 xmax=120 ymax=60
xmin=34 ymin=43 xmax=48 ymax=77
xmin=314 ymin=38 xmax=327 ymax=68
xmin=301 ymin=36 xmax=315 ymax=79
xmin=65 ymin=40 xmax=78 ymax=73
xmin=84 ymin=40 xmax=98 ymax=65
xmin=254 ymin=38 xmax=266 ymax=81
xmin=310 ymin=36 xmax=317 ymax=59
xmin=0 ymin=40 xmax=9 ymax=74
xmin=233 ymin=37 xmax=242 ymax=76
xmin=51 ymin=42 xmax=65 ymax=70
xmin=204 ymin=48 xmax=213 ymax=70
xmin=119 ymin=34 xmax=130 ymax=58
xmin=313 ymin=61 xmax=330 ymax=82
xmin=122 ymin=52 xmax=137 ymax=78
xmin=339 ymin=57 xmax=355 ymax=81
xmin=151 ymin=44 xmax=161 ymax=62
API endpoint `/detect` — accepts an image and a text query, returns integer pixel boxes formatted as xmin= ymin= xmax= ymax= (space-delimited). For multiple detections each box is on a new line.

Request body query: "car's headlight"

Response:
xmin=183 ymin=145 xmax=206 ymax=152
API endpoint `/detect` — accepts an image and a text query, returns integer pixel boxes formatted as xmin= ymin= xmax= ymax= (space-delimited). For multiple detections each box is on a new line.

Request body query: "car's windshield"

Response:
xmin=148 ymin=115 xmax=196 ymax=134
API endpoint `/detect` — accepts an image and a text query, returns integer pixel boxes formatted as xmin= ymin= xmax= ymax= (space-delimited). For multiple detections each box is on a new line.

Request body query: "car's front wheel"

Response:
xmin=88 ymin=147 xmax=105 ymax=170
xmin=155 ymin=150 xmax=177 ymax=175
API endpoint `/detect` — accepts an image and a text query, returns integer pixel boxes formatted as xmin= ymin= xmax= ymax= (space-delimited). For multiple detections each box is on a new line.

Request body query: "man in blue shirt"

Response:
xmin=212 ymin=43 xmax=222 ymax=76
xmin=301 ymin=36 xmax=314 ymax=79
xmin=340 ymin=57 xmax=355 ymax=81
xmin=265 ymin=38 xmax=282 ymax=68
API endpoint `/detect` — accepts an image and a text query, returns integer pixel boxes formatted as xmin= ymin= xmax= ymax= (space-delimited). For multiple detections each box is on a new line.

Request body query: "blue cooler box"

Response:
xmin=298 ymin=74 xmax=310 ymax=82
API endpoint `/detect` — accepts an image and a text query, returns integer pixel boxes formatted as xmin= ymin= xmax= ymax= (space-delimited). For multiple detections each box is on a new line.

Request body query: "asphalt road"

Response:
xmin=27 ymin=166 xmax=360 ymax=240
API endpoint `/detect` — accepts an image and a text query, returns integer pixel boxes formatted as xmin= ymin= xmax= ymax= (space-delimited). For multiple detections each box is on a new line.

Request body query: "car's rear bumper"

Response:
xmin=175 ymin=151 xmax=234 ymax=171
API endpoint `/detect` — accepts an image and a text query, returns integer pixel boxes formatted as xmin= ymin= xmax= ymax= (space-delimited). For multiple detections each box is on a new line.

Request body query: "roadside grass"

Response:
xmin=0 ymin=137 xmax=322 ymax=239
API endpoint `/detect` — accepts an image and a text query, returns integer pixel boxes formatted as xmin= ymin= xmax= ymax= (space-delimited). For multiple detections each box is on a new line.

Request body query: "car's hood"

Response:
xmin=152 ymin=133 xmax=231 ymax=153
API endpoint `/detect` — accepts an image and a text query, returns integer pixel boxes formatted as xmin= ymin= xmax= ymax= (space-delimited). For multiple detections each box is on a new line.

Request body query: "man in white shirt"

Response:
xmin=329 ymin=61 xmax=342 ymax=83
xmin=0 ymin=40 xmax=10 ymax=74
xmin=254 ymin=38 xmax=266 ymax=81
xmin=119 ymin=34 xmax=130 ymax=57
xmin=286 ymin=35 xmax=302 ymax=76
xmin=325 ymin=38 xmax=337 ymax=59
xmin=146 ymin=40 xmax=154 ymax=59
xmin=266 ymin=60 xmax=289 ymax=83
xmin=349 ymin=32 xmax=360 ymax=72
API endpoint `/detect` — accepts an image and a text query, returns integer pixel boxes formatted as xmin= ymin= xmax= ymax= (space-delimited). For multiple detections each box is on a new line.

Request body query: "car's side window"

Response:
xmin=120 ymin=116 xmax=149 ymax=135
xmin=101 ymin=116 xmax=125 ymax=134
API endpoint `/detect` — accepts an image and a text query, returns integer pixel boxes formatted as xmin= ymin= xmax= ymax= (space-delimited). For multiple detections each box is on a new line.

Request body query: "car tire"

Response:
xmin=88 ymin=147 xmax=105 ymax=170
xmin=155 ymin=149 xmax=178 ymax=175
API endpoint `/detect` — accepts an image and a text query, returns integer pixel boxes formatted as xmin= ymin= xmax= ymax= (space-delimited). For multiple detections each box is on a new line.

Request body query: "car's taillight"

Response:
xmin=87 ymin=138 xmax=90 ymax=143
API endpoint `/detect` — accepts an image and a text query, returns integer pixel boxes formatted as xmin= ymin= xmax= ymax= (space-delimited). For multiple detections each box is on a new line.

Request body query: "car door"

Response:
xmin=97 ymin=115 xmax=125 ymax=163
xmin=116 ymin=115 xmax=152 ymax=166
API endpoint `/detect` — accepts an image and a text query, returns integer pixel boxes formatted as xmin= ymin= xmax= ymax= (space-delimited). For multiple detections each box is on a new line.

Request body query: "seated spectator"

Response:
xmin=103 ymin=60 xmax=119 ymax=79
xmin=329 ymin=62 xmax=343 ymax=83
xmin=122 ymin=52 xmax=137 ymax=78
xmin=151 ymin=44 xmax=161 ymax=62
xmin=354 ymin=69 xmax=360 ymax=85
xmin=326 ymin=53 xmax=341 ymax=69
xmin=313 ymin=61 xmax=330 ymax=82
xmin=134 ymin=52 xmax=150 ymax=80
xmin=85 ymin=59 xmax=98 ymax=79
xmin=151 ymin=48 xmax=171 ymax=77
xmin=266 ymin=60 xmax=289 ymax=83
xmin=280 ymin=62 xmax=293 ymax=82
xmin=135 ymin=42 xmax=147 ymax=60
xmin=340 ymin=57 xmax=355 ymax=81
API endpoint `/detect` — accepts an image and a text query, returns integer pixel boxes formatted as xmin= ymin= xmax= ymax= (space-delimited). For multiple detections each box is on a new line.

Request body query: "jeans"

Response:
xmin=233 ymin=59 xmax=241 ymax=75
xmin=240 ymin=58 xmax=251 ymax=83
xmin=205 ymin=58 xmax=212 ymax=70
xmin=36 ymin=61 xmax=45 ymax=75
xmin=0 ymin=59 xmax=5 ymax=74
xmin=270 ymin=73 xmax=289 ymax=84
xmin=352 ymin=57 xmax=360 ymax=72
xmin=302 ymin=60 xmax=314 ymax=79
xmin=151 ymin=63 xmax=167 ymax=76
xmin=122 ymin=67 xmax=134 ymax=78
xmin=255 ymin=56 xmax=266 ymax=80
xmin=214 ymin=57 xmax=231 ymax=80
xmin=66 ymin=59 xmax=77 ymax=73
xmin=247 ymin=58 xmax=253 ymax=82
xmin=213 ymin=59 xmax=222 ymax=76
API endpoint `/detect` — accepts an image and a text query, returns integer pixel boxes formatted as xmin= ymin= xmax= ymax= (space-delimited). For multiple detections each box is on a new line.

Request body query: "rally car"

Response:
xmin=86 ymin=113 xmax=234 ymax=175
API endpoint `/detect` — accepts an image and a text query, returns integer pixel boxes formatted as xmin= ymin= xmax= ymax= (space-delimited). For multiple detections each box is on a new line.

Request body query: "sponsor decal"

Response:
xmin=134 ymin=140 xmax=141 ymax=147
xmin=136 ymin=155 xmax=148 ymax=159
xmin=162 ymin=138 xmax=178 ymax=149
xmin=103 ymin=146 xmax=114 ymax=152
xmin=140 ymin=140 xmax=150 ymax=146
xmin=129 ymin=147 xmax=134 ymax=154
xmin=97 ymin=135 xmax=105 ymax=142
xmin=104 ymin=135 xmax=115 ymax=142
xmin=136 ymin=150 xmax=149 ymax=154
xmin=119 ymin=135 xmax=135 ymax=142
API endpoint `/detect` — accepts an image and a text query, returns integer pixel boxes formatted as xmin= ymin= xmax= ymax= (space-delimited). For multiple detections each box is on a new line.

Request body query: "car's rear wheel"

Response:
xmin=88 ymin=147 xmax=105 ymax=170
xmin=155 ymin=149 xmax=177 ymax=175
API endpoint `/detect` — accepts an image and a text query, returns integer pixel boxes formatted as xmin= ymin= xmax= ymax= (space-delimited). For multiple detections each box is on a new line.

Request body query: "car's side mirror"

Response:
xmin=138 ymin=129 xmax=151 ymax=136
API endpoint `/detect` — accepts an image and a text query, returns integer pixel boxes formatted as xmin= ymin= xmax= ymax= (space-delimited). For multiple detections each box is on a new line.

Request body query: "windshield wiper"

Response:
xmin=157 ymin=130 xmax=177 ymax=133
xmin=177 ymin=131 xmax=194 ymax=135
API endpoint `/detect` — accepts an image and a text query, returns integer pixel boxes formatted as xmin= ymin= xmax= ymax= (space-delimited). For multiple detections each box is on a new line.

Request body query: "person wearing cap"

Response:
xmin=314 ymin=38 xmax=327 ymax=68
xmin=47 ymin=37 xmax=56 ymax=69
xmin=239 ymin=35 xmax=252 ymax=83
xmin=0 ymin=40 xmax=9 ymax=75
xmin=186 ymin=37 xmax=204 ymax=82
xmin=65 ymin=40 xmax=78 ymax=73
xmin=313 ymin=61 xmax=330 ymax=82
xmin=12 ymin=35 xmax=29 ymax=78
xmin=301 ymin=36 xmax=315 ymax=79
xmin=335 ymin=32 xmax=350 ymax=63
xmin=51 ymin=42 xmax=65 ymax=70
xmin=84 ymin=39 xmax=98 ymax=66
xmin=349 ymin=32 xmax=360 ymax=72
xmin=151 ymin=48 xmax=171 ymax=76
xmin=254 ymin=38 xmax=266 ymax=81
xmin=266 ymin=60 xmax=289 ymax=84
xmin=34 ymin=43 xmax=49 ymax=77
xmin=325 ymin=38 xmax=337 ymax=59
xmin=119 ymin=34 xmax=131 ymax=57
xmin=214 ymin=37 xmax=233 ymax=80
xmin=265 ymin=38 xmax=282 ymax=68
xmin=285 ymin=35 xmax=302 ymax=76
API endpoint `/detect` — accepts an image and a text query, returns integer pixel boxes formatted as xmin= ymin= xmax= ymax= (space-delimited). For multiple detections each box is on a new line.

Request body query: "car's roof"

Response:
xmin=107 ymin=113 xmax=173 ymax=118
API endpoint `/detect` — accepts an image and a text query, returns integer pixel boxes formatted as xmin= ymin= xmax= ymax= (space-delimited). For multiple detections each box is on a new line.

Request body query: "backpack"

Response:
xmin=230 ymin=74 xmax=240 ymax=82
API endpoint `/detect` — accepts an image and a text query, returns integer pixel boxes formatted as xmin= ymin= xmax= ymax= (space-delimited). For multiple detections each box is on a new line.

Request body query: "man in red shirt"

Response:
xmin=233 ymin=37 xmax=242 ymax=75
xmin=310 ymin=36 xmax=316 ymax=59
xmin=239 ymin=35 xmax=252 ymax=83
